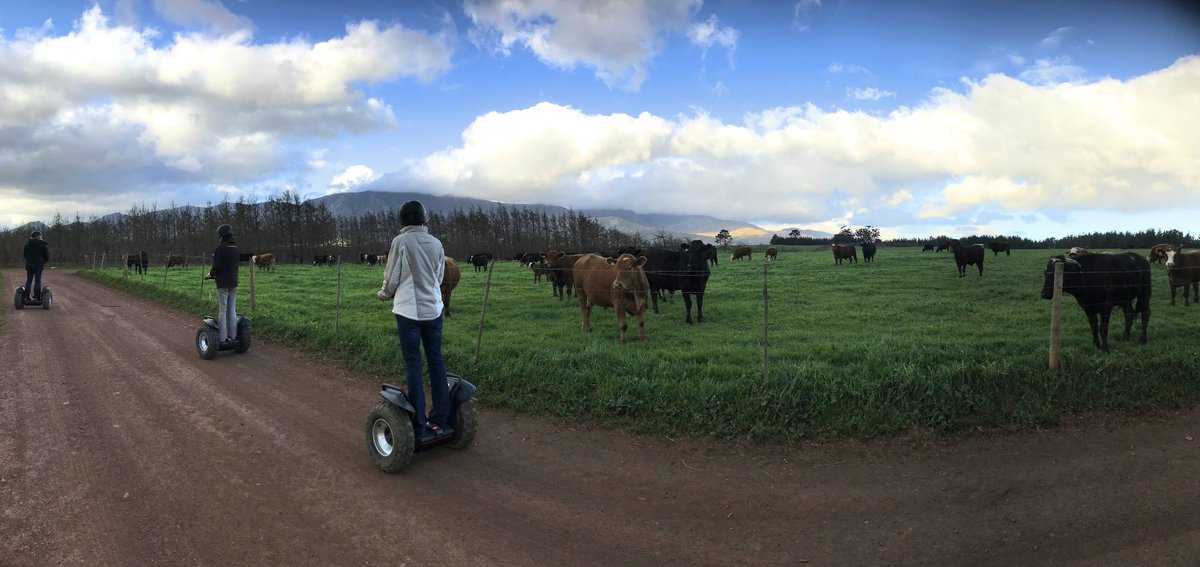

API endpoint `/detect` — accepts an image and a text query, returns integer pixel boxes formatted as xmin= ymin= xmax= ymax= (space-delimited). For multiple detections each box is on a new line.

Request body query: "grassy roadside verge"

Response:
xmin=78 ymin=248 xmax=1200 ymax=442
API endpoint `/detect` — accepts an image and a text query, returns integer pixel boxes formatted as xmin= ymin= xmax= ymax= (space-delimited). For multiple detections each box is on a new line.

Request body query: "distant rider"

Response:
xmin=208 ymin=224 xmax=240 ymax=346
xmin=378 ymin=201 xmax=451 ymax=439
xmin=22 ymin=230 xmax=49 ymax=301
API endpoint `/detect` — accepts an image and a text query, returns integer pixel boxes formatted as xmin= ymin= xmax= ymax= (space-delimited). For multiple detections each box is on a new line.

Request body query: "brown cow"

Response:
xmin=441 ymin=257 xmax=461 ymax=317
xmin=574 ymin=253 xmax=649 ymax=344
xmin=545 ymin=249 xmax=584 ymax=301
xmin=731 ymin=246 xmax=752 ymax=261
xmin=166 ymin=254 xmax=188 ymax=269
xmin=1161 ymin=246 xmax=1200 ymax=306
xmin=1148 ymin=243 xmax=1175 ymax=264
xmin=253 ymin=253 xmax=275 ymax=272
xmin=765 ymin=247 xmax=778 ymax=261
xmin=831 ymin=244 xmax=857 ymax=265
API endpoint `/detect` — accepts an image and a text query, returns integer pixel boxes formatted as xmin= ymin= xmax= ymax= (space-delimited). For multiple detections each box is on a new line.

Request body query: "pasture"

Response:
xmin=80 ymin=246 xmax=1200 ymax=441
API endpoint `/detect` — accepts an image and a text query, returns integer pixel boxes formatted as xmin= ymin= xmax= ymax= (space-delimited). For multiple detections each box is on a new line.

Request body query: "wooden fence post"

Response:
xmin=122 ymin=251 xmax=129 ymax=278
xmin=335 ymin=256 xmax=342 ymax=334
xmin=474 ymin=260 xmax=495 ymax=363
xmin=100 ymin=252 xmax=106 ymax=270
xmin=249 ymin=256 xmax=257 ymax=312
xmin=163 ymin=255 xmax=169 ymax=286
xmin=762 ymin=262 xmax=770 ymax=386
xmin=199 ymin=263 xmax=205 ymax=299
xmin=1049 ymin=259 xmax=1064 ymax=370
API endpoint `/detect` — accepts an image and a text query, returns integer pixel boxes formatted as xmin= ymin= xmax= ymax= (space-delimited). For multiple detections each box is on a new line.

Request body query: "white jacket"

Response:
xmin=380 ymin=226 xmax=445 ymax=320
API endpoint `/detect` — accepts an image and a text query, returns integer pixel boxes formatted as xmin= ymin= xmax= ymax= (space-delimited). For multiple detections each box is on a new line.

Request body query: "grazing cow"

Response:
xmin=861 ymin=242 xmax=877 ymax=263
xmin=545 ymin=249 xmax=583 ymax=300
xmin=574 ymin=253 xmax=650 ymax=343
xmin=935 ymin=242 xmax=950 ymax=252
xmin=1041 ymin=253 xmax=1151 ymax=351
xmin=441 ymin=257 xmax=461 ymax=317
xmin=359 ymin=253 xmax=382 ymax=266
xmin=731 ymin=246 xmax=752 ymax=261
xmin=831 ymin=244 xmax=857 ymax=265
xmin=1163 ymin=246 xmax=1200 ymax=306
xmin=166 ymin=254 xmax=188 ymax=270
xmin=1148 ymin=243 xmax=1175 ymax=264
xmin=922 ymin=244 xmax=935 ymax=252
xmin=467 ymin=252 xmax=493 ymax=272
xmin=1067 ymin=247 xmax=1090 ymax=258
xmin=313 ymin=254 xmax=337 ymax=266
xmin=989 ymin=242 xmax=1011 ymax=256
xmin=517 ymin=252 xmax=545 ymax=266
xmin=765 ymin=247 xmax=779 ymax=261
xmin=253 ymin=253 xmax=276 ymax=272
xmin=704 ymin=243 xmax=718 ymax=266
xmin=641 ymin=241 xmax=710 ymax=323
xmin=948 ymin=240 xmax=984 ymax=277
xmin=126 ymin=252 xmax=149 ymax=275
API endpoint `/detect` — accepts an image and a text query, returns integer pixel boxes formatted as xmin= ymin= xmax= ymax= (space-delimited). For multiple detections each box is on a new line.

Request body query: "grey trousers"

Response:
xmin=217 ymin=287 xmax=238 ymax=341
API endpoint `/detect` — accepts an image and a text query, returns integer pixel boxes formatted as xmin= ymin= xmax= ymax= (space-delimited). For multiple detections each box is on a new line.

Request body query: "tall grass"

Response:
xmin=80 ymin=246 xmax=1200 ymax=441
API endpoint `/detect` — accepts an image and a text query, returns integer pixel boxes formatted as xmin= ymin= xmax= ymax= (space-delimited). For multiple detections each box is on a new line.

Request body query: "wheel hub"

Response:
xmin=371 ymin=418 xmax=394 ymax=456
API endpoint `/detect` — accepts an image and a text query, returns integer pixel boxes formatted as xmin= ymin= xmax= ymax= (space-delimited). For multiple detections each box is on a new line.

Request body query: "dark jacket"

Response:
xmin=209 ymin=240 xmax=240 ymax=289
xmin=23 ymin=238 xmax=49 ymax=271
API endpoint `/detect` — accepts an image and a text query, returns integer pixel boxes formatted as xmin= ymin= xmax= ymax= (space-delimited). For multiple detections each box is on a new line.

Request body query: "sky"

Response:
xmin=1 ymin=0 xmax=1198 ymax=239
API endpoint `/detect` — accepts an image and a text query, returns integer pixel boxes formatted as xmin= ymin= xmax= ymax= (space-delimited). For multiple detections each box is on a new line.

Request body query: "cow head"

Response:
xmin=1148 ymin=243 xmax=1175 ymax=264
xmin=1164 ymin=248 xmax=1178 ymax=268
xmin=609 ymin=254 xmax=648 ymax=291
xmin=1041 ymin=255 xmax=1081 ymax=299
xmin=1066 ymin=247 xmax=1089 ymax=258
xmin=681 ymin=240 xmax=709 ymax=271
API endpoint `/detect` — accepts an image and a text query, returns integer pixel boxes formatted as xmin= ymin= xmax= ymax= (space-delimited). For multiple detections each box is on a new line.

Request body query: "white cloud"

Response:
xmin=464 ymin=0 xmax=701 ymax=90
xmin=151 ymin=0 xmax=252 ymax=35
xmin=1037 ymin=26 xmax=1074 ymax=50
xmin=0 ymin=6 xmax=452 ymax=203
xmin=328 ymin=165 xmax=382 ymax=194
xmin=827 ymin=62 xmax=872 ymax=76
xmin=1019 ymin=56 xmax=1086 ymax=85
xmin=406 ymin=56 xmax=1200 ymax=226
xmin=848 ymin=87 xmax=895 ymax=101
xmin=793 ymin=0 xmax=822 ymax=32
xmin=687 ymin=15 xmax=738 ymax=68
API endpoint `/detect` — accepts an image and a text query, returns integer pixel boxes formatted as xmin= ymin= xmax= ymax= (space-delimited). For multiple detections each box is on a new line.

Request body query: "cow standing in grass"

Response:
xmin=731 ymin=246 xmax=752 ymax=261
xmin=1163 ymin=246 xmax=1200 ymax=306
xmin=861 ymin=242 xmax=877 ymax=263
xmin=1041 ymin=252 xmax=1151 ymax=351
xmin=574 ymin=253 xmax=649 ymax=344
xmin=948 ymin=240 xmax=984 ymax=277
xmin=832 ymin=244 xmax=857 ymax=265
xmin=441 ymin=257 xmax=461 ymax=317
xmin=765 ymin=247 xmax=778 ymax=261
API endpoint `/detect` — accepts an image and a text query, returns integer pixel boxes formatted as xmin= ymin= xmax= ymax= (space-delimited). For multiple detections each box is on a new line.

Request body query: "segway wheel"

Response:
xmin=447 ymin=398 xmax=479 ymax=450
xmin=13 ymin=288 xmax=23 ymax=310
xmin=196 ymin=326 xmax=219 ymax=359
xmin=41 ymin=288 xmax=52 ymax=310
xmin=365 ymin=401 xmax=415 ymax=473
xmin=234 ymin=317 xmax=251 ymax=353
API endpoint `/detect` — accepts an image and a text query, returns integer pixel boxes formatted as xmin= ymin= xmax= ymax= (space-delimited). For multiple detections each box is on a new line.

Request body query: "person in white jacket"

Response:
xmin=378 ymin=200 xmax=451 ymax=438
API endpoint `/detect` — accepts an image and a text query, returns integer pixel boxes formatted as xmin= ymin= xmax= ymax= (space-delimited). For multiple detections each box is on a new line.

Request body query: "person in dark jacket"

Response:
xmin=208 ymin=224 xmax=241 ymax=345
xmin=22 ymin=231 xmax=50 ymax=301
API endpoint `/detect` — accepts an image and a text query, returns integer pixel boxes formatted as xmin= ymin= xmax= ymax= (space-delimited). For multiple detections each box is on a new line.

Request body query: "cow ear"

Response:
xmin=636 ymin=256 xmax=647 ymax=267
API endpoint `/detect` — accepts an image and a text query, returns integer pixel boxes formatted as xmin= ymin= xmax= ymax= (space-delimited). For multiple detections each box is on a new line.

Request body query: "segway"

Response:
xmin=196 ymin=314 xmax=252 ymax=359
xmin=365 ymin=373 xmax=479 ymax=473
xmin=14 ymin=286 xmax=52 ymax=310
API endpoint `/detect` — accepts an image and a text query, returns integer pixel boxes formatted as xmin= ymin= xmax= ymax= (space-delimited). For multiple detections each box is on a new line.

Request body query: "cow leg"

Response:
xmin=695 ymin=292 xmax=704 ymax=324
xmin=682 ymin=293 xmax=693 ymax=325
xmin=650 ymin=288 xmax=660 ymax=314
xmin=616 ymin=305 xmax=627 ymax=344
xmin=1138 ymin=302 xmax=1151 ymax=344
xmin=1120 ymin=302 xmax=1134 ymax=341
xmin=580 ymin=299 xmax=591 ymax=335
xmin=1097 ymin=307 xmax=1113 ymax=352
xmin=1170 ymin=284 xmax=1177 ymax=306
xmin=1084 ymin=309 xmax=1103 ymax=351
xmin=633 ymin=303 xmax=646 ymax=340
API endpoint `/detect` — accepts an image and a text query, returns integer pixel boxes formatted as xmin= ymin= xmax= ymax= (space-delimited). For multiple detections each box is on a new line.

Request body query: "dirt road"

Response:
xmin=2 ymin=270 xmax=1199 ymax=566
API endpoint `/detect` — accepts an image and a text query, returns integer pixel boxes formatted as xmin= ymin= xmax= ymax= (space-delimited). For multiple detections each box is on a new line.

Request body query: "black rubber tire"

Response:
xmin=197 ymin=326 xmax=219 ymax=359
xmin=14 ymin=289 xmax=23 ymax=310
xmin=365 ymin=401 xmax=414 ymax=473
xmin=41 ymin=288 xmax=52 ymax=310
xmin=235 ymin=319 xmax=251 ymax=353
xmin=447 ymin=398 xmax=479 ymax=450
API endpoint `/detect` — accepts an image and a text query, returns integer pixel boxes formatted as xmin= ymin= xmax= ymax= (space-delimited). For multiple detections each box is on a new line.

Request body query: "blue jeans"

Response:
xmin=24 ymin=270 xmax=43 ymax=299
xmin=395 ymin=314 xmax=451 ymax=430
xmin=217 ymin=287 xmax=237 ymax=341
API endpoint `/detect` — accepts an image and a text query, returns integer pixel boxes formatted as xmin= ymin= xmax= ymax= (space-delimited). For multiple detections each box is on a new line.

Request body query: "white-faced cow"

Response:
xmin=831 ymin=244 xmax=857 ymax=265
xmin=765 ymin=247 xmax=778 ymax=261
xmin=253 ymin=253 xmax=276 ymax=272
xmin=948 ymin=240 xmax=984 ymax=277
xmin=1042 ymin=252 xmax=1151 ymax=351
xmin=467 ymin=252 xmax=493 ymax=272
xmin=1162 ymin=246 xmax=1200 ymax=306
xmin=574 ymin=253 xmax=650 ymax=344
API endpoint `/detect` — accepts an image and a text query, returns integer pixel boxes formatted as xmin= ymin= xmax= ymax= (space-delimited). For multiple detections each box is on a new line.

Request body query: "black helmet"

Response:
xmin=217 ymin=224 xmax=234 ymax=238
xmin=30 ymin=231 xmax=42 ymax=238
xmin=399 ymin=200 xmax=427 ymax=226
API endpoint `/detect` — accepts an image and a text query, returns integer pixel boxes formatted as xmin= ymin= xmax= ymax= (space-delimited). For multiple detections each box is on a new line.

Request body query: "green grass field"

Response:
xmin=79 ymin=246 xmax=1200 ymax=441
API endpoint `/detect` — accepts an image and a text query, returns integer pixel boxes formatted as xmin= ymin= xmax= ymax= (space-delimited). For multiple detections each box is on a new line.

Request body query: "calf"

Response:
xmin=253 ymin=253 xmax=276 ymax=272
xmin=467 ymin=252 xmax=493 ymax=272
xmin=831 ymin=244 xmax=857 ymax=265
xmin=989 ymin=242 xmax=1010 ymax=256
xmin=935 ymin=242 xmax=949 ymax=252
xmin=441 ymin=257 xmax=461 ymax=317
xmin=545 ymin=249 xmax=583 ymax=300
xmin=765 ymin=247 xmax=778 ymax=261
xmin=861 ymin=242 xmax=877 ymax=263
xmin=948 ymin=240 xmax=984 ymax=277
xmin=1163 ymin=247 xmax=1200 ymax=306
xmin=1042 ymin=252 xmax=1151 ymax=351
xmin=126 ymin=252 xmax=149 ymax=275
xmin=166 ymin=254 xmax=188 ymax=270
xmin=1148 ymin=243 xmax=1175 ymax=264
xmin=922 ymin=244 xmax=935 ymax=252
xmin=704 ymin=243 xmax=718 ymax=266
xmin=731 ymin=246 xmax=752 ymax=261
xmin=573 ymin=253 xmax=649 ymax=344
xmin=313 ymin=254 xmax=337 ymax=266
xmin=517 ymin=252 xmax=545 ymax=267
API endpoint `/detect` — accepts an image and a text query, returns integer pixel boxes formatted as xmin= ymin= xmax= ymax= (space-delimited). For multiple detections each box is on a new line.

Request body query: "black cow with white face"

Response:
xmin=1041 ymin=252 xmax=1151 ymax=352
xmin=467 ymin=252 xmax=493 ymax=272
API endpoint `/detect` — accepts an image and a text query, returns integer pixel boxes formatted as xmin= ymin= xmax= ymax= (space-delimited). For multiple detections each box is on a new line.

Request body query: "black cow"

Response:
xmin=861 ymin=242 xmax=877 ymax=263
xmin=642 ymin=241 xmax=710 ymax=324
xmin=948 ymin=240 xmax=984 ymax=277
xmin=126 ymin=251 xmax=149 ymax=275
xmin=922 ymin=244 xmax=935 ymax=252
xmin=313 ymin=254 xmax=337 ymax=266
xmin=989 ymin=242 xmax=1011 ymax=256
xmin=467 ymin=252 xmax=493 ymax=272
xmin=704 ymin=243 xmax=718 ymax=266
xmin=1041 ymin=253 xmax=1151 ymax=351
xmin=359 ymin=253 xmax=381 ymax=266
xmin=517 ymin=252 xmax=544 ymax=266
xmin=935 ymin=242 xmax=950 ymax=252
